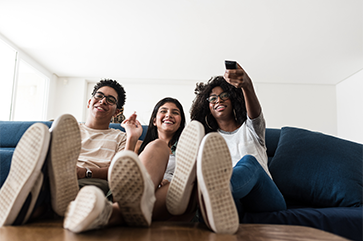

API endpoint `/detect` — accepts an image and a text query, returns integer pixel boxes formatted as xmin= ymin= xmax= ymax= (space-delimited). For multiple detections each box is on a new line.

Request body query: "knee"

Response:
xmin=145 ymin=139 xmax=169 ymax=157
xmin=149 ymin=139 xmax=169 ymax=150
xmin=242 ymin=154 xmax=257 ymax=161
xmin=232 ymin=155 xmax=261 ymax=178
xmin=237 ymin=155 xmax=259 ymax=166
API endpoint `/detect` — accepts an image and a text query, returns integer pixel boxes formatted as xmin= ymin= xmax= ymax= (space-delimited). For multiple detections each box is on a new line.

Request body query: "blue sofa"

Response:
xmin=242 ymin=127 xmax=362 ymax=241
xmin=0 ymin=121 xmax=362 ymax=240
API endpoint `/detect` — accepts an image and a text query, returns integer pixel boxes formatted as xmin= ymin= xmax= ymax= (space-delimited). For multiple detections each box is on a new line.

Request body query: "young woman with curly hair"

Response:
xmin=190 ymin=62 xmax=286 ymax=234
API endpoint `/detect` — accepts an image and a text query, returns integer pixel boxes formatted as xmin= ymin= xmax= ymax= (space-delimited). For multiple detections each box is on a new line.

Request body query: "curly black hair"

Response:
xmin=190 ymin=76 xmax=247 ymax=134
xmin=91 ymin=79 xmax=126 ymax=109
xmin=138 ymin=97 xmax=186 ymax=155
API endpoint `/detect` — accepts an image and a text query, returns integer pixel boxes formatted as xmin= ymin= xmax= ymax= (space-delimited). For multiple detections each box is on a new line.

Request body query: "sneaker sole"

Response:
xmin=0 ymin=123 xmax=50 ymax=226
xmin=22 ymin=172 xmax=44 ymax=224
xmin=63 ymin=186 xmax=105 ymax=233
xmin=166 ymin=120 xmax=204 ymax=215
xmin=197 ymin=133 xmax=239 ymax=234
xmin=109 ymin=151 xmax=154 ymax=227
xmin=48 ymin=114 xmax=81 ymax=216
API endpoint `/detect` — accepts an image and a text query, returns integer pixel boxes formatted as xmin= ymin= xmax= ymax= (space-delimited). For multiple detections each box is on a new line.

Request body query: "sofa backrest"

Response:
xmin=0 ymin=121 xmax=281 ymax=159
xmin=0 ymin=121 xmax=53 ymax=147
xmin=0 ymin=121 xmax=148 ymax=148
xmin=108 ymin=123 xmax=148 ymax=140
xmin=0 ymin=121 xmax=281 ymax=187
xmin=1 ymin=120 xmax=281 ymax=152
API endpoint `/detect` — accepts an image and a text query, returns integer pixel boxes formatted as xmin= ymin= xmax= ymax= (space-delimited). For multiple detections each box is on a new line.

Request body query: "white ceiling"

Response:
xmin=0 ymin=0 xmax=362 ymax=85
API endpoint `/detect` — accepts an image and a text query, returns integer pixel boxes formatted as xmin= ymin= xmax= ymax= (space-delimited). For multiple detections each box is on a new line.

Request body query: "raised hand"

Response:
xmin=224 ymin=63 xmax=252 ymax=90
xmin=121 ymin=112 xmax=143 ymax=140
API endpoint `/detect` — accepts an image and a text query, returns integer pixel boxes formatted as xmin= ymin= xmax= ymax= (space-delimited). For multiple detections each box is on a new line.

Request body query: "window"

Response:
xmin=0 ymin=39 xmax=49 ymax=121
xmin=13 ymin=60 xmax=48 ymax=121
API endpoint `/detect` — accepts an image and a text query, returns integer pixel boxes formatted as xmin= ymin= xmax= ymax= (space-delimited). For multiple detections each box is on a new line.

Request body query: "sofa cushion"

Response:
xmin=269 ymin=127 xmax=362 ymax=207
xmin=241 ymin=206 xmax=363 ymax=241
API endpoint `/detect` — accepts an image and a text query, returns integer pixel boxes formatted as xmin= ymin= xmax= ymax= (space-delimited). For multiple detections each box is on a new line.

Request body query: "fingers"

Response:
xmin=224 ymin=68 xmax=244 ymax=80
xmin=122 ymin=112 xmax=137 ymax=124
xmin=135 ymin=120 xmax=142 ymax=128
xmin=224 ymin=61 xmax=250 ymax=89
xmin=121 ymin=119 xmax=128 ymax=128
xmin=128 ymin=111 xmax=137 ymax=122
xmin=121 ymin=113 xmax=141 ymax=129
xmin=224 ymin=69 xmax=244 ymax=88
xmin=121 ymin=119 xmax=128 ymax=124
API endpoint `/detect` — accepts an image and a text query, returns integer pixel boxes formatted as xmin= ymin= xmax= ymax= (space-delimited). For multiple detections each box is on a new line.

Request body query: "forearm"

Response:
xmin=125 ymin=135 xmax=139 ymax=151
xmin=242 ymin=83 xmax=261 ymax=119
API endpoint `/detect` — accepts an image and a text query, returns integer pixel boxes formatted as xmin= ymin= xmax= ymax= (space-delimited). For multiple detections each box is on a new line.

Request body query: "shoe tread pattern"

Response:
xmin=167 ymin=121 xmax=204 ymax=215
xmin=48 ymin=115 xmax=81 ymax=216
xmin=199 ymin=133 xmax=239 ymax=234
xmin=0 ymin=124 xmax=49 ymax=226
xmin=64 ymin=186 xmax=97 ymax=232
xmin=110 ymin=156 xmax=148 ymax=227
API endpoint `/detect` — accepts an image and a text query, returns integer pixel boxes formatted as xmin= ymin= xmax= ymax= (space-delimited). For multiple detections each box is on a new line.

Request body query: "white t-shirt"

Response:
xmin=163 ymin=154 xmax=175 ymax=182
xmin=77 ymin=123 xmax=127 ymax=168
xmin=217 ymin=112 xmax=272 ymax=179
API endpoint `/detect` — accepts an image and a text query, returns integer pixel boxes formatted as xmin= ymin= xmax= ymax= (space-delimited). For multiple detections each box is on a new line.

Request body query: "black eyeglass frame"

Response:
xmin=93 ymin=91 xmax=118 ymax=106
xmin=206 ymin=92 xmax=230 ymax=103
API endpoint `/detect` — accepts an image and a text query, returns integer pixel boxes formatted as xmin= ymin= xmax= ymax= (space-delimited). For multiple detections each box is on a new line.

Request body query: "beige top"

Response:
xmin=77 ymin=123 xmax=127 ymax=168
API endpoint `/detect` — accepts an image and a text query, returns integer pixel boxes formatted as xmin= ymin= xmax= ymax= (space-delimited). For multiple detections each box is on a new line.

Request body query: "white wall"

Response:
xmin=53 ymin=78 xmax=196 ymax=124
xmin=85 ymin=79 xmax=197 ymax=125
xmin=1 ymin=29 xmax=354 ymax=143
xmin=336 ymin=70 xmax=363 ymax=144
xmin=255 ymin=83 xmax=337 ymax=135
xmin=46 ymin=74 xmax=58 ymax=120
xmin=54 ymin=77 xmax=339 ymax=138
xmin=51 ymin=77 xmax=88 ymax=121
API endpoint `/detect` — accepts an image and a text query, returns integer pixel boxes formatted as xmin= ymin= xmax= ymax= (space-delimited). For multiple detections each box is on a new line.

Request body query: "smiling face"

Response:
xmin=153 ymin=102 xmax=182 ymax=135
xmin=87 ymin=86 xmax=120 ymax=123
xmin=208 ymin=86 xmax=233 ymax=121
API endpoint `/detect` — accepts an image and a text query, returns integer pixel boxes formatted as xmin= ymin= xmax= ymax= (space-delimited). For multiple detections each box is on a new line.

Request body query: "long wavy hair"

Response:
xmin=190 ymin=76 xmax=247 ymax=134
xmin=138 ymin=97 xmax=186 ymax=155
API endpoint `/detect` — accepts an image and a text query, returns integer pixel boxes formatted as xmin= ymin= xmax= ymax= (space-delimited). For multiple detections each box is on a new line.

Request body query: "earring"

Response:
xmin=205 ymin=115 xmax=213 ymax=129
xmin=233 ymin=109 xmax=237 ymax=121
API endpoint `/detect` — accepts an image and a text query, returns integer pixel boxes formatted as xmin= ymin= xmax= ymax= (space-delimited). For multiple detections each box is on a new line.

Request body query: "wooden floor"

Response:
xmin=0 ymin=219 xmax=348 ymax=241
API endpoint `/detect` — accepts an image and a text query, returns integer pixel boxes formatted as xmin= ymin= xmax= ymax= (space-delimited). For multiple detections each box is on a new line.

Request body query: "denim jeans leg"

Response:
xmin=230 ymin=155 xmax=286 ymax=216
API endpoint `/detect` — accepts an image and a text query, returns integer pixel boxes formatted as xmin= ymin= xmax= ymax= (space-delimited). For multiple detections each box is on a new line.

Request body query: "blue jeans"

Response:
xmin=230 ymin=155 xmax=286 ymax=219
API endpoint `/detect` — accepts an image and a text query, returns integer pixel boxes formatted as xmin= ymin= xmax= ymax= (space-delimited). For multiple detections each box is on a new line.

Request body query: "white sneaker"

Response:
xmin=197 ymin=133 xmax=239 ymax=234
xmin=63 ymin=185 xmax=112 ymax=233
xmin=0 ymin=123 xmax=50 ymax=226
xmin=108 ymin=150 xmax=155 ymax=227
xmin=48 ymin=114 xmax=81 ymax=216
xmin=22 ymin=172 xmax=44 ymax=224
xmin=166 ymin=120 xmax=204 ymax=215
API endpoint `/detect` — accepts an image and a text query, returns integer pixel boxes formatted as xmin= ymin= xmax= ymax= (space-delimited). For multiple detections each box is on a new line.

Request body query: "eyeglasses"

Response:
xmin=93 ymin=92 xmax=117 ymax=106
xmin=206 ymin=92 xmax=230 ymax=103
